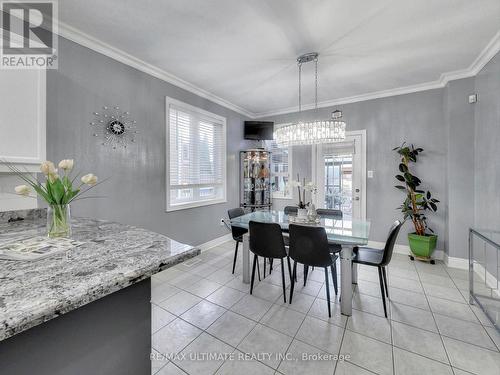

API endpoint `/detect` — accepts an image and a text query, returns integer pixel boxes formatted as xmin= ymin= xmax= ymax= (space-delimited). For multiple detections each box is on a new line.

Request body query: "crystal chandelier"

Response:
xmin=274 ymin=52 xmax=346 ymax=146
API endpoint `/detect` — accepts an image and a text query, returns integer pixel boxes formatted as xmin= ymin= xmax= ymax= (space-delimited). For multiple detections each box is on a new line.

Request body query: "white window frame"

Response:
xmin=268 ymin=141 xmax=293 ymax=200
xmin=166 ymin=97 xmax=227 ymax=212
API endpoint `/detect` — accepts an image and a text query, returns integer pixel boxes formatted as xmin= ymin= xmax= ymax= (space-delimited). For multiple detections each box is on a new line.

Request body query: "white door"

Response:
xmin=313 ymin=130 xmax=366 ymax=220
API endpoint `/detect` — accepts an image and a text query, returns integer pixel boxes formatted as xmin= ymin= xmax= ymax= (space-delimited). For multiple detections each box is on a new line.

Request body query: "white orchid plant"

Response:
xmin=287 ymin=174 xmax=317 ymax=209
xmin=4 ymin=159 xmax=102 ymax=206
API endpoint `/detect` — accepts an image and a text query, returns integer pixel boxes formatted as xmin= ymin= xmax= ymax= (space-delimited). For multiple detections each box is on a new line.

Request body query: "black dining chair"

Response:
xmin=353 ymin=220 xmax=403 ymax=318
xmin=288 ymin=224 xmax=337 ymax=317
xmin=284 ymin=206 xmax=298 ymax=215
xmin=281 ymin=205 xmax=298 ymax=256
xmin=302 ymin=208 xmax=343 ymax=291
xmin=249 ymin=221 xmax=293 ymax=303
xmin=228 ymin=208 xmax=260 ymax=279
xmin=316 ymin=209 xmax=342 ymax=255
xmin=228 ymin=208 xmax=246 ymax=274
xmin=316 ymin=208 xmax=343 ymax=218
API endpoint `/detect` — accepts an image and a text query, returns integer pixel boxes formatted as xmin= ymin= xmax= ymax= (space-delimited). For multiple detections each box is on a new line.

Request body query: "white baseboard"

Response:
xmin=444 ymin=254 xmax=469 ymax=270
xmin=198 ymin=237 xmax=473 ymax=271
xmin=370 ymin=241 xmax=490 ymax=272
xmin=368 ymin=240 xmax=445 ymax=261
xmin=197 ymin=233 xmax=232 ymax=252
xmin=473 ymin=262 xmax=500 ymax=293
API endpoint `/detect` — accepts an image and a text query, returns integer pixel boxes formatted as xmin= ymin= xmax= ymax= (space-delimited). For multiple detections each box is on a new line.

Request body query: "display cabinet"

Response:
xmin=240 ymin=149 xmax=272 ymax=211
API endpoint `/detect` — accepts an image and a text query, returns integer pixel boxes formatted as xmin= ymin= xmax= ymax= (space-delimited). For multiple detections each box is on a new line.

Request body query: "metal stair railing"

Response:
xmin=469 ymin=228 xmax=500 ymax=332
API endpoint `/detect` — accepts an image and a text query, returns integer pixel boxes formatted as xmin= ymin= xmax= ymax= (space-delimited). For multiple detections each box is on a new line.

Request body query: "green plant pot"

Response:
xmin=408 ymin=233 xmax=437 ymax=258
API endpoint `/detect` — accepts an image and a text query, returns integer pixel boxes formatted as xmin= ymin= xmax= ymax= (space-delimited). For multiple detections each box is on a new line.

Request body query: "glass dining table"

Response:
xmin=230 ymin=210 xmax=371 ymax=316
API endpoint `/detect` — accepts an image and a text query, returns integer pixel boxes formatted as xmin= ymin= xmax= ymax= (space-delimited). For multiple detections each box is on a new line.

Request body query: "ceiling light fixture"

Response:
xmin=274 ymin=52 xmax=346 ymax=146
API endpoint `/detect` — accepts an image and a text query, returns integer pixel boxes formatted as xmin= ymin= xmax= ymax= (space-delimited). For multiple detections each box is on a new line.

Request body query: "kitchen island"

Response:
xmin=0 ymin=209 xmax=199 ymax=375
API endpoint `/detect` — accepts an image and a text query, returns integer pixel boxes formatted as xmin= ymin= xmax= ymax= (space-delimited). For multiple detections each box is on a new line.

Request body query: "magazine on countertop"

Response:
xmin=0 ymin=237 xmax=85 ymax=261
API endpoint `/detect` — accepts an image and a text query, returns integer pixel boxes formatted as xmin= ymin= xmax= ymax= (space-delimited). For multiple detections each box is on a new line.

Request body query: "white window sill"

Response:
xmin=166 ymin=198 xmax=227 ymax=212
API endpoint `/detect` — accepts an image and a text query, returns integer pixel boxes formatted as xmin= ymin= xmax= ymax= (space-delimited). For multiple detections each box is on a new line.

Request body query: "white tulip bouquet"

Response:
xmin=4 ymin=159 xmax=104 ymax=238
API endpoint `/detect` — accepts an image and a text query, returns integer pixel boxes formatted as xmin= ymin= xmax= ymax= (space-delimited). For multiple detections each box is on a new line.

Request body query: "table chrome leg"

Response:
xmin=242 ymin=233 xmax=250 ymax=284
xmin=340 ymin=245 xmax=353 ymax=316
xmin=469 ymin=229 xmax=474 ymax=304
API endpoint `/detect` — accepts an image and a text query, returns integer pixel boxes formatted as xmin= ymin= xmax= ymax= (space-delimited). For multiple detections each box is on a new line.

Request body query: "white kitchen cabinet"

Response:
xmin=0 ymin=69 xmax=46 ymax=172
xmin=0 ymin=69 xmax=46 ymax=211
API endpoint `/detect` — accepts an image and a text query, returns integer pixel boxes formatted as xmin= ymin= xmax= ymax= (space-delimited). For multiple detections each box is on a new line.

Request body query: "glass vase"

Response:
xmin=47 ymin=204 xmax=72 ymax=238
xmin=297 ymin=208 xmax=308 ymax=218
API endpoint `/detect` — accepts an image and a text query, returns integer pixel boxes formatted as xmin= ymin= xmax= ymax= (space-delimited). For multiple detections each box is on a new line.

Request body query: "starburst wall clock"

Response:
xmin=90 ymin=106 xmax=138 ymax=149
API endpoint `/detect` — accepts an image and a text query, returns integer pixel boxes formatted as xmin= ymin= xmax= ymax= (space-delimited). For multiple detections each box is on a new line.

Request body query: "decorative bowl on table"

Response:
xmin=288 ymin=215 xmax=320 ymax=225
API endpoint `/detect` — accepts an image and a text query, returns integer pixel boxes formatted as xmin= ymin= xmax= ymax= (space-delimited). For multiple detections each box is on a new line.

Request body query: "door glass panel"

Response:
xmin=324 ymin=154 xmax=353 ymax=220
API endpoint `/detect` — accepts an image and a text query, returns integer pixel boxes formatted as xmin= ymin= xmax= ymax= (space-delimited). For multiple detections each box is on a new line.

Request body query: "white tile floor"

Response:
xmin=151 ymin=241 xmax=500 ymax=375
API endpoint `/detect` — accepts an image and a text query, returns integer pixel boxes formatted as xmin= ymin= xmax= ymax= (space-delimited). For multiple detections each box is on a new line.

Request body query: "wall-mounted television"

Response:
xmin=244 ymin=121 xmax=274 ymax=140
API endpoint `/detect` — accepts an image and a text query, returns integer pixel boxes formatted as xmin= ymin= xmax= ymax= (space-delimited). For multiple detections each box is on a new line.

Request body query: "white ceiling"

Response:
xmin=58 ymin=0 xmax=500 ymax=117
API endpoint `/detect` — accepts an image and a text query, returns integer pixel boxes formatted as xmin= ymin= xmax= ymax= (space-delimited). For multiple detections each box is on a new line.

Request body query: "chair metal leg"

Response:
xmin=232 ymin=241 xmax=239 ymax=274
xmin=287 ymin=256 xmax=293 ymax=285
xmin=270 ymin=258 xmax=273 ymax=273
xmin=257 ymin=258 xmax=261 ymax=281
xmin=250 ymin=254 xmax=258 ymax=295
xmin=331 ymin=263 xmax=338 ymax=295
xmin=263 ymin=258 xmax=266 ymax=278
xmin=304 ymin=265 xmax=309 ymax=286
xmin=382 ymin=267 xmax=389 ymax=298
xmin=324 ymin=267 xmax=331 ymax=318
xmin=289 ymin=261 xmax=297 ymax=304
xmin=378 ymin=266 xmax=388 ymax=318
xmin=280 ymin=258 xmax=287 ymax=303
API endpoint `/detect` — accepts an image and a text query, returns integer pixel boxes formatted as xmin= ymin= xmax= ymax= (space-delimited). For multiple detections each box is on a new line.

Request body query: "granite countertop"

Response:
xmin=0 ymin=215 xmax=199 ymax=341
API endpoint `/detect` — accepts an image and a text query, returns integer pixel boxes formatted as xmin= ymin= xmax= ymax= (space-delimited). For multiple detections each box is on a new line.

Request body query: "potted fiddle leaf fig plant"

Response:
xmin=394 ymin=143 xmax=440 ymax=262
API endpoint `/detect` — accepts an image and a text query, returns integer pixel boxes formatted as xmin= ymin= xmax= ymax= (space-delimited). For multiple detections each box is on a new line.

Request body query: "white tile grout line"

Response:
xmin=411 ymin=269 xmax=500 ymax=351
xmin=160 ymin=250 xmax=489 ymax=336
xmin=414 ymin=259 xmax=482 ymax=375
xmin=390 ymin=261 xmax=458 ymax=370
xmin=153 ymin=244 xmax=499 ymax=374
xmin=443 ymin=261 xmax=500 ymax=353
xmin=156 ymin=260 xmax=296 ymax=372
xmin=273 ymin=259 xmax=328 ymax=373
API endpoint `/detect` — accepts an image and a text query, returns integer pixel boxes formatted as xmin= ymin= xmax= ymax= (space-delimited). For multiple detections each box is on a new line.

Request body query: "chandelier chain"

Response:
xmin=298 ymin=62 xmax=302 ymax=113
xmin=274 ymin=52 xmax=346 ymax=147
xmin=314 ymin=57 xmax=318 ymax=110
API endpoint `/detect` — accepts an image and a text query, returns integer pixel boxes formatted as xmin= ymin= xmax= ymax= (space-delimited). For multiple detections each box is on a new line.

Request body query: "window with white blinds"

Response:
xmin=166 ymin=97 xmax=226 ymax=211
xmin=268 ymin=140 xmax=292 ymax=199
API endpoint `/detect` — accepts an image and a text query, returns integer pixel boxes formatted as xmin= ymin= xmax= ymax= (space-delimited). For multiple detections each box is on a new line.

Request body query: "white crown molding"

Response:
xmin=55 ymin=20 xmax=500 ymax=120
xmin=466 ymin=30 xmax=500 ymax=75
xmin=254 ymin=80 xmax=445 ymax=118
xmin=56 ymin=21 xmax=254 ymax=118
xmin=254 ymin=31 xmax=500 ymax=118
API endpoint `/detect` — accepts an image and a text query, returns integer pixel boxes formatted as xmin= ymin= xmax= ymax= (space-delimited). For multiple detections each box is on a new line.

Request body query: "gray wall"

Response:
xmin=273 ymin=145 xmax=312 ymax=212
xmin=46 ymin=35 xmax=499 ymax=257
xmin=444 ymin=78 xmax=475 ymax=259
xmin=474 ymin=51 xmax=500 ymax=231
xmin=264 ymin=87 xmax=477 ymax=253
xmin=47 ymin=37 xmax=252 ymax=246
xmin=473 ymin=51 xmax=500 ymax=274
xmin=474 ymin=53 xmax=500 ymax=275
